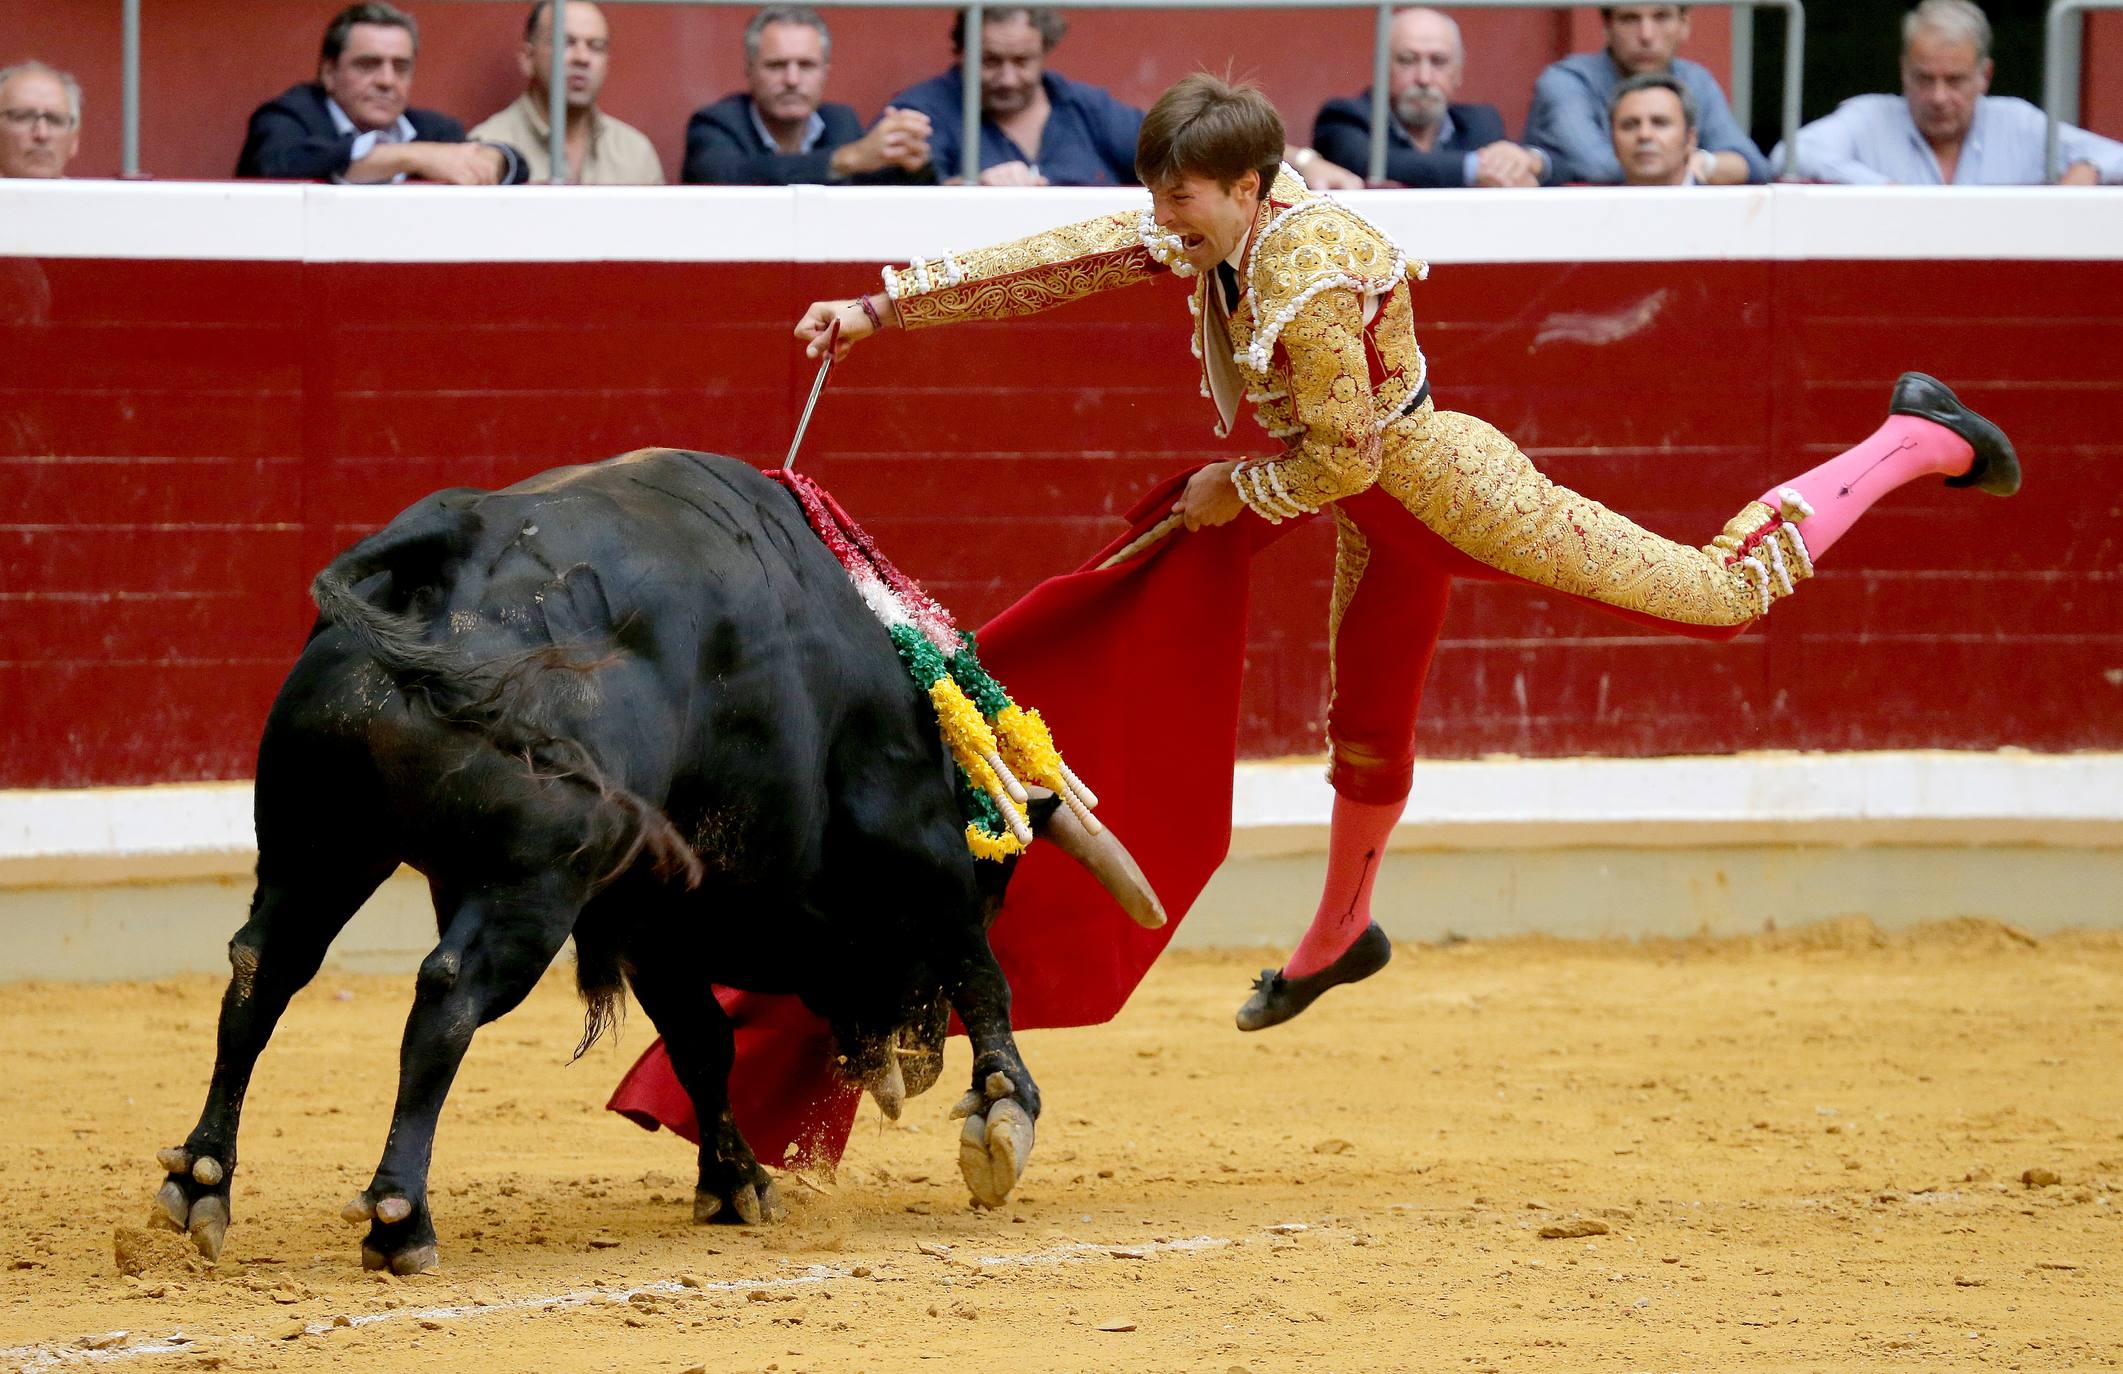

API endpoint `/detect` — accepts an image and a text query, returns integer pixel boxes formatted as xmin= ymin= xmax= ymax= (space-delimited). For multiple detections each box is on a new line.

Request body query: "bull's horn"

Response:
xmin=1033 ymin=788 xmax=1167 ymax=929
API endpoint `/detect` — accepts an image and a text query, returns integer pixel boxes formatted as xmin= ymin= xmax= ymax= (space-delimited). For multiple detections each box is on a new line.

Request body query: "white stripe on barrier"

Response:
xmin=3 ymin=181 xmax=2121 ymax=264
xmin=5 ymin=752 xmax=2118 ymax=889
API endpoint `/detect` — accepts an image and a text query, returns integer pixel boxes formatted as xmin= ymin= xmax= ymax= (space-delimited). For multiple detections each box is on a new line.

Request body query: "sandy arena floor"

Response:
xmin=3 ymin=917 xmax=2120 ymax=1373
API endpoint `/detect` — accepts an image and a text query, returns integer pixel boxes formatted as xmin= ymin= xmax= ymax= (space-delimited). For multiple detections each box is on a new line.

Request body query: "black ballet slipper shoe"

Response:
xmin=1234 ymin=922 xmax=1393 ymax=1033
xmin=1890 ymin=371 xmax=2022 ymax=497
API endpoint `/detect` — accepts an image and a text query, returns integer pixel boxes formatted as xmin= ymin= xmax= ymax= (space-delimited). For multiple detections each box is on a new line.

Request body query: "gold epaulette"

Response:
xmin=1240 ymin=190 xmax=1428 ymax=373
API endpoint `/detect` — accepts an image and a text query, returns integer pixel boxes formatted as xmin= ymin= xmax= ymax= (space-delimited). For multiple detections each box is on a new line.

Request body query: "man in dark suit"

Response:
xmin=684 ymin=4 xmax=933 ymax=185
xmin=1313 ymin=6 xmax=1557 ymax=187
xmin=236 ymin=2 xmax=529 ymax=183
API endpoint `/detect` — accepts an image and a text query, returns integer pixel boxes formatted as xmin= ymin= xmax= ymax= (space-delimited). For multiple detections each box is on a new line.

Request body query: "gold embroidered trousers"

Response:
xmin=1316 ymin=401 xmax=1809 ymax=803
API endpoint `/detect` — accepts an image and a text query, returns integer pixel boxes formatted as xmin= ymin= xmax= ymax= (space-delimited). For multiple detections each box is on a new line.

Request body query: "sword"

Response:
xmin=782 ymin=319 xmax=840 ymax=471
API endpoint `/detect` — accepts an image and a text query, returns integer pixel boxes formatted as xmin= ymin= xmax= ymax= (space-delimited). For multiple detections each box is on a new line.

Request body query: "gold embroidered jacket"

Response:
xmin=882 ymin=166 xmax=1429 ymax=524
xmin=881 ymin=169 xmax=1813 ymax=630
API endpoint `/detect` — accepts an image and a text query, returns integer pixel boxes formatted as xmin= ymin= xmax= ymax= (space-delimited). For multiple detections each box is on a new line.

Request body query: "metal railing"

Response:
xmin=117 ymin=0 xmax=1806 ymax=187
xmin=2044 ymin=0 xmax=2119 ymax=182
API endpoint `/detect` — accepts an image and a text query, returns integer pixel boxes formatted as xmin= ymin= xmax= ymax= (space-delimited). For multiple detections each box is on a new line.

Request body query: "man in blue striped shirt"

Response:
xmin=1524 ymin=5 xmax=1767 ymax=184
xmin=1778 ymin=0 xmax=2123 ymax=185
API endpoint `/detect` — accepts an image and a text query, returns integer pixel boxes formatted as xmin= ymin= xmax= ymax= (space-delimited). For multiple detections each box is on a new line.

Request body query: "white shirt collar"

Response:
xmin=324 ymin=95 xmax=416 ymax=144
xmin=748 ymin=98 xmax=826 ymax=155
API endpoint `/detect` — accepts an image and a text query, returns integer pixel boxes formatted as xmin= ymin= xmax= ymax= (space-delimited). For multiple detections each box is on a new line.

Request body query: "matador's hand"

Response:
xmin=1176 ymin=460 xmax=1245 ymax=530
xmin=795 ymin=295 xmax=895 ymax=359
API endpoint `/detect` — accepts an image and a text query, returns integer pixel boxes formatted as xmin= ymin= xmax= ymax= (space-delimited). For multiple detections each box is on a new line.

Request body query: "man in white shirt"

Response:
xmin=1780 ymin=0 xmax=2123 ymax=185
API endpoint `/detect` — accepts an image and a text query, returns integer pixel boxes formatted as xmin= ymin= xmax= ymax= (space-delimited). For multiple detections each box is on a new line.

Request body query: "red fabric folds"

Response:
xmin=605 ymin=468 xmax=1293 ymax=1165
xmin=606 ymin=987 xmax=866 ymax=1167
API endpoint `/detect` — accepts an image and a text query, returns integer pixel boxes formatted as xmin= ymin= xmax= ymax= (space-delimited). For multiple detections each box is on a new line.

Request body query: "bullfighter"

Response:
xmin=793 ymin=73 xmax=2020 ymax=1032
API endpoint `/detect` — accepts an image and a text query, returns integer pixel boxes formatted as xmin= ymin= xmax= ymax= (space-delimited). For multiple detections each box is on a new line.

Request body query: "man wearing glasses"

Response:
xmin=0 ymin=62 xmax=82 ymax=179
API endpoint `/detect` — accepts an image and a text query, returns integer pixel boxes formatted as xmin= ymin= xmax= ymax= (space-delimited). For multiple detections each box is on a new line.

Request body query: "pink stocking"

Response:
xmin=1283 ymin=792 xmax=1404 ymax=978
xmin=1762 ymin=415 xmax=1974 ymax=561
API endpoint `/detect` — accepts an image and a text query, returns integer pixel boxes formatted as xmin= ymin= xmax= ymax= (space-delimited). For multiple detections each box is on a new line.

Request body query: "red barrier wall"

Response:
xmin=2 ymin=0 xmax=1727 ymax=184
xmin=3 ymin=249 xmax=2116 ymax=788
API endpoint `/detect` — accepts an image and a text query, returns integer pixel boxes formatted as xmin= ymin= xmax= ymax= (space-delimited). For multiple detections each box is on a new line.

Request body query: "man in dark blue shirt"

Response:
xmin=1313 ymin=6 xmax=1556 ymax=187
xmin=885 ymin=6 xmax=1141 ymax=187
xmin=236 ymin=2 xmax=528 ymax=183
xmin=684 ymin=4 xmax=935 ymax=185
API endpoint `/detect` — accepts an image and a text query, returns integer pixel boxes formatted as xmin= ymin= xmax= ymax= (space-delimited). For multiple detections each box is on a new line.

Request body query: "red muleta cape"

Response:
xmin=606 ymin=467 xmax=1294 ymax=1164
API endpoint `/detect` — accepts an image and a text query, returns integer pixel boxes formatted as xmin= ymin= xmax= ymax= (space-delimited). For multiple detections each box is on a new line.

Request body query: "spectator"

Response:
xmin=1778 ymin=0 xmax=2123 ymax=185
xmin=1283 ymin=144 xmax=1365 ymax=192
xmin=886 ymin=7 xmax=1139 ymax=186
xmin=0 ymin=61 xmax=81 ymax=179
xmin=236 ymin=2 xmax=530 ymax=183
xmin=471 ymin=2 xmax=661 ymax=183
xmin=1610 ymin=72 xmax=1699 ymax=185
xmin=1313 ymin=7 xmax=1556 ymax=188
xmin=1525 ymin=4 xmax=1765 ymax=185
xmin=684 ymin=5 xmax=935 ymax=185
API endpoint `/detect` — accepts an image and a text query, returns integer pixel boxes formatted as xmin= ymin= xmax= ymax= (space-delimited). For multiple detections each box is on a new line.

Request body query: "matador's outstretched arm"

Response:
xmin=884 ymin=210 xmax=1172 ymax=329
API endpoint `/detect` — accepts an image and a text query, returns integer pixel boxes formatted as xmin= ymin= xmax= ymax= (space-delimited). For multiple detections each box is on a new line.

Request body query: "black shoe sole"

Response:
xmin=1235 ymin=922 xmax=1392 ymax=1032
xmin=1891 ymin=370 xmax=2021 ymax=497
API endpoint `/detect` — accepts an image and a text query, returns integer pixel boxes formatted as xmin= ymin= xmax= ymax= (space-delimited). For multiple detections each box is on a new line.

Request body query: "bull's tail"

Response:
xmin=309 ymin=552 xmax=704 ymax=894
xmin=310 ymin=567 xmax=473 ymax=685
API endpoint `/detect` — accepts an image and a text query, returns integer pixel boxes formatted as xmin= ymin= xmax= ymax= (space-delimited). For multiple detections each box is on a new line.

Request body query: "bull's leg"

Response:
xmin=343 ymin=878 xmax=580 ymax=1273
xmin=829 ymin=764 xmax=1043 ymax=1208
xmin=154 ymin=857 xmax=395 ymax=1260
xmin=946 ymin=939 xmax=1042 ymax=1209
xmin=626 ymin=960 xmax=785 ymax=1226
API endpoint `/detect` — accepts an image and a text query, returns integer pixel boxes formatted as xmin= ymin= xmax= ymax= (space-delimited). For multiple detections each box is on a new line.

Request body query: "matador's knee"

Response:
xmin=1328 ymin=740 xmax=1414 ymax=807
xmin=1706 ymin=487 xmax=1817 ymax=619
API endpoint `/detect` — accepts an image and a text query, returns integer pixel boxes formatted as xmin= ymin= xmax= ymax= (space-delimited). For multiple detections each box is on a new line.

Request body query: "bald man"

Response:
xmin=1312 ymin=7 xmax=1555 ymax=187
xmin=471 ymin=0 xmax=663 ymax=183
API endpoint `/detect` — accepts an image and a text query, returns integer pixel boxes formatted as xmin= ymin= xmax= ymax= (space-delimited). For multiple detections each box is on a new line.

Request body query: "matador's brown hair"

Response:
xmin=1135 ymin=73 xmax=1284 ymax=194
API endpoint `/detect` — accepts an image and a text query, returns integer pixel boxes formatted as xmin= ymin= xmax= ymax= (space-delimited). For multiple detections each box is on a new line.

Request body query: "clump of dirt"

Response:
xmin=1898 ymin=915 xmax=2043 ymax=952
xmin=759 ymin=1184 xmax=857 ymax=1254
xmin=112 ymin=1223 xmax=198 ymax=1278
xmin=1757 ymin=913 xmax=1893 ymax=953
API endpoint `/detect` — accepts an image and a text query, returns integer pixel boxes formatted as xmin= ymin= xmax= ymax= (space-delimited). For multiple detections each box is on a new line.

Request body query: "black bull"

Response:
xmin=151 ymin=448 xmax=1162 ymax=1275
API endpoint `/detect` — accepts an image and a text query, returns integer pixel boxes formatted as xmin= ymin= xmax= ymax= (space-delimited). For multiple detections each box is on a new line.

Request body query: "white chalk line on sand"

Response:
xmin=4 ymin=1229 xmax=1264 ymax=1373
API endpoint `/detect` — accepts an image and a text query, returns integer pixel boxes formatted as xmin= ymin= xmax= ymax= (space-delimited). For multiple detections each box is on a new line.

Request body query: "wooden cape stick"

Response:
xmin=1095 ymin=512 xmax=1186 ymax=571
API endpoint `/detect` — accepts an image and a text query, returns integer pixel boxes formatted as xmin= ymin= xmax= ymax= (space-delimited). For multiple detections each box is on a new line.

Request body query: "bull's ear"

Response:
xmin=542 ymin=563 xmax=612 ymax=645
xmin=1029 ymin=788 xmax=1167 ymax=929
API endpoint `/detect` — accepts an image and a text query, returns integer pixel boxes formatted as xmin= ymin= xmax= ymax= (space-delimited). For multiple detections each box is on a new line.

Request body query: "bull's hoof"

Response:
xmin=151 ymin=1147 xmax=232 ymax=1261
xmin=953 ymin=1071 xmax=1036 ymax=1208
xmin=345 ymin=1188 xmax=440 ymax=1274
xmin=692 ymin=1171 xmax=784 ymax=1227
xmin=361 ymin=1241 xmax=440 ymax=1276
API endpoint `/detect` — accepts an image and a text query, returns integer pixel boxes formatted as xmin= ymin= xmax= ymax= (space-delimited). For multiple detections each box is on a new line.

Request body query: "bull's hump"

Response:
xmin=503 ymin=447 xmax=695 ymax=496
